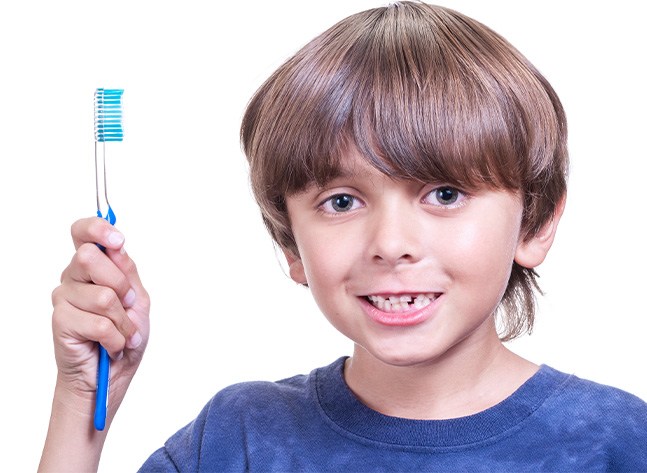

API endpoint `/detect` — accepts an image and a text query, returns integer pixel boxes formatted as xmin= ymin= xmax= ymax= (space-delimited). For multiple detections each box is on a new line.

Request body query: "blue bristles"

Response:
xmin=94 ymin=88 xmax=124 ymax=142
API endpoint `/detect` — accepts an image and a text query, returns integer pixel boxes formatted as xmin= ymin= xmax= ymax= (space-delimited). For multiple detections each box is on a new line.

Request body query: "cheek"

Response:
xmin=298 ymin=226 xmax=358 ymax=290
xmin=298 ymin=231 xmax=358 ymax=327
xmin=441 ymin=217 xmax=519 ymax=291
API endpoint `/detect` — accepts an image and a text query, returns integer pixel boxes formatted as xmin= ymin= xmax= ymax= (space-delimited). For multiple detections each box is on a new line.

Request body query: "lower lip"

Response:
xmin=359 ymin=295 xmax=442 ymax=327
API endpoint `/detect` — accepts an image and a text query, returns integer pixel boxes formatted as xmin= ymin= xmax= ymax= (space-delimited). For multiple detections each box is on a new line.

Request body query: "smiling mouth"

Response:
xmin=365 ymin=293 xmax=439 ymax=313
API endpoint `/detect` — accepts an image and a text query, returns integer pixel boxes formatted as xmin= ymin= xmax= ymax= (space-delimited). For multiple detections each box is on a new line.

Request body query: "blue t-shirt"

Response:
xmin=140 ymin=358 xmax=647 ymax=472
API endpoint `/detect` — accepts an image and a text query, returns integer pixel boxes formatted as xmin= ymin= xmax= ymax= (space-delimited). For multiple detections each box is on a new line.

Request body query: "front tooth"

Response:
xmin=414 ymin=294 xmax=431 ymax=308
xmin=369 ymin=293 xmax=438 ymax=312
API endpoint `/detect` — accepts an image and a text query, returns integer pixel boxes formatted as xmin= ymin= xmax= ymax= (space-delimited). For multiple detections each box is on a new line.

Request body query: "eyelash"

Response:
xmin=422 ymin=186 xmax=468 ymax=209
xmin=318 ymin=186 xmax=468 ymax=214
xmin=319 ymin=193 xmax=364 ymax=214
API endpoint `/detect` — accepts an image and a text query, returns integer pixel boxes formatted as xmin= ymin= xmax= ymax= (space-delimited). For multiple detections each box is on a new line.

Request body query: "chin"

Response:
xmin=357 ymin=340 xmax=451 ymax=368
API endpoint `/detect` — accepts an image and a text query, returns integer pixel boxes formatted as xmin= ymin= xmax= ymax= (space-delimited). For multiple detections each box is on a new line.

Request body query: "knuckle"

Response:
xmin=51 ymin=285 xmax=64 ymax=305
xmin=51 ymin=301 xmax=73 ymax=333
xmin=87 ymin=216 xmax=106 ymax=236
xmin=72 ymin=217 xmax=107 ymax=243
xmin=70 ymin=219 xmax=82 ymax=237
xmin=94 ymin=316 xmax=115 ymax=339
xmin=51 ymin=306 xmax=65 ymax=331
xmin=96 ymin=287 xmax=119 ymax=312
xmin=75 ymin=244 xmax=98 ymax=268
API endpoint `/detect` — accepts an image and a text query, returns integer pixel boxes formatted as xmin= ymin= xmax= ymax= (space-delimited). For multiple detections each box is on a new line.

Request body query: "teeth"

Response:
xmin=367 ymin=293 xmax=437 ymax=313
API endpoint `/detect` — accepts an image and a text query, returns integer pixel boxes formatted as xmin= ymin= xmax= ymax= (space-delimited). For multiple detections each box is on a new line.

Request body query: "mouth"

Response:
xmin=364 ymin=293 xmax=440 ymax=313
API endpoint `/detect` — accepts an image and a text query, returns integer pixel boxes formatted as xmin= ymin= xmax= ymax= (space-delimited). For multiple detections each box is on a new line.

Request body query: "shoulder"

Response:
xmin=204 ymin=370 xmax=314 ymax=420
xmin=538 ymin=366 xmax=647 ymax=470
xmin=551 ymin=367 xmax=647 ymax=415
xmin=140 ymin=358 xmax=345 ymax=472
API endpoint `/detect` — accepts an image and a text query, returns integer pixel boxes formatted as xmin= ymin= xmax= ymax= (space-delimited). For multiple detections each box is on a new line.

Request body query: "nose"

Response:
xmin=366 ymin=198 xmax=423 ymax=266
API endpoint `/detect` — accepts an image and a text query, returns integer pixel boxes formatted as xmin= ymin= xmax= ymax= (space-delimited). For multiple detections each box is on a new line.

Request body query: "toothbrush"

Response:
xmin=93 ymin=88 xmax=124 ymax=431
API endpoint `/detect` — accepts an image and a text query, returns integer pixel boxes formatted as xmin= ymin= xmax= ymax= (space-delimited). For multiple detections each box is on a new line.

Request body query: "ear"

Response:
xmin=515 ymin=195 xmax=566 ymax=269
xmin=282 ymin=249 xmax=308 ymax=285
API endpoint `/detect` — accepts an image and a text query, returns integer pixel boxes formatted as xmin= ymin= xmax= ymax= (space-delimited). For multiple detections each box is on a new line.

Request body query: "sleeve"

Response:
xmin=138 ymin=447 xmax=180 ymax=472
xmin=137 ymin=412 xmax=205 ymax=473
xmin=137 ymin=384 xmax=254 ymax=472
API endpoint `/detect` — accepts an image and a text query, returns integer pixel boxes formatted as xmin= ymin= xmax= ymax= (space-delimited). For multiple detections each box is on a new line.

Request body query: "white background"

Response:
xmin=0 ymin=1 xmax=645 ymax=471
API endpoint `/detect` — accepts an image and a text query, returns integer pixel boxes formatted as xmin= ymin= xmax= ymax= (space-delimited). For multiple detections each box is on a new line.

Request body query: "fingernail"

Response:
xmin=127 ymin=331 xmax=142 ymax=350
xmin=114 ymin=351 xmax=124 ymax=361
xmin=124 ymin=288 xmax=136 ymax=307
xmin=108 ymin=231 xmax=125 ymax=246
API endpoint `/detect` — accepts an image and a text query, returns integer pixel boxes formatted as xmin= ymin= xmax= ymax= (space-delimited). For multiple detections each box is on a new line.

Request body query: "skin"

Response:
xmin=285 ymin=151 xmax=563 ymax=420
xmin=39 ymin=218 xmax=150 ymax=473
xmin=39 ymin=152 xmax=563 ymax=470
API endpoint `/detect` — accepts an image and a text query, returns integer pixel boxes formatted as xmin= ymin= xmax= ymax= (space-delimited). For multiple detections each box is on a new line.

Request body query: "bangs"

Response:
xmin=242 ymin=3 xmax=564 ymax=200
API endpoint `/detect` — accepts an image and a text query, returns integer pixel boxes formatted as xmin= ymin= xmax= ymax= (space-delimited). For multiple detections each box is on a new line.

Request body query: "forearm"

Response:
xmin=39 ymin=381 xmax=108 ymax=473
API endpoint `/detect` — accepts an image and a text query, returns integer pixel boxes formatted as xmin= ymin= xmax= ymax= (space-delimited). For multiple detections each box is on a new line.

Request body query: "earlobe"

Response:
xmin=283 ymin=250 xmax=308 ymax=285
xmin=515 ymin=195 xmax=566 ymax=269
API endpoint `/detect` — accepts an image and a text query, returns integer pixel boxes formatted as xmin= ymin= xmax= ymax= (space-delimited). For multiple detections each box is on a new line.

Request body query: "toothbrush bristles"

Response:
xmin=94 ymin=88 xmax=124 ymax=142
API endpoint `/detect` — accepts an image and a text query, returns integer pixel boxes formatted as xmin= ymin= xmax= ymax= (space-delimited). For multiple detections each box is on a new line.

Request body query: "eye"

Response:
xmin=321 ymin=193 xmax=362 ymax=213
xmin=423 ymin=186 xmax=465 ymax=207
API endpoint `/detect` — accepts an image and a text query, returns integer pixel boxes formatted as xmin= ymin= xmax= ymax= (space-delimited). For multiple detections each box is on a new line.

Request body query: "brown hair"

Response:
xmin=240 ymin=1 xmax=568 ymax=341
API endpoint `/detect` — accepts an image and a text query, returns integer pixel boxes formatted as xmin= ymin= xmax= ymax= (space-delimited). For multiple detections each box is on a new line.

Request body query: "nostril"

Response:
xmin=372 ymin=253 xmax=415 ymax=264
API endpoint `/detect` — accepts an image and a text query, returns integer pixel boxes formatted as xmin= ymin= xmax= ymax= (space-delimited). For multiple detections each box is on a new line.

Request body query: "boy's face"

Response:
xmin=284 ymin=150 xmax=554 ymax=368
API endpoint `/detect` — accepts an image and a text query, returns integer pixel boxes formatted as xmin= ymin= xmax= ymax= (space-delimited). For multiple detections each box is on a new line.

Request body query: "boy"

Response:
xmin=40 ymin=2 xmax=647 ymax=471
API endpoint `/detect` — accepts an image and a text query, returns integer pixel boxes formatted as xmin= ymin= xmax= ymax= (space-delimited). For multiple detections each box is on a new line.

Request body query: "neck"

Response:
xmin=344 ymin=325 xmax=537 ymax=420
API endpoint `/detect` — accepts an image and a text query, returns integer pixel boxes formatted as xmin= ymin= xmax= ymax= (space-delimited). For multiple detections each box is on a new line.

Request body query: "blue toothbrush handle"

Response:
xmin=94 ymin=345 xmax=110 ymax=430
xmin=94 ymin=206 xmax=116 ymax=431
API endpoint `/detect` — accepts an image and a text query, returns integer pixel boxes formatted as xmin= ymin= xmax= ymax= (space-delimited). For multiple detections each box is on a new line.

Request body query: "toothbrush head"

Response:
xmin=94 ymin=88 xmax=124 ymax=142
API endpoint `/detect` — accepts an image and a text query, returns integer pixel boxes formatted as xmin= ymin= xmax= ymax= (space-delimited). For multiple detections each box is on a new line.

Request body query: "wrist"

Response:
xmin=39 ymin=381 xmax=108 ymax=473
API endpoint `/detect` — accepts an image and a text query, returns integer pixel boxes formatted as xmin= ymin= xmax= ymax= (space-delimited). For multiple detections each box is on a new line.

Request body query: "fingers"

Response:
xmin=55 ymin=219 xmax=147 ymax=357
xmin=52 ymin=282 xmax=140 ymax=358
xmin=52 ymin=295 xmax=130 ymax=360
xmin=68 ymin=217 xmax=147 ymax=313
xmin=71 ymin=217 xmax=125 ymax=252
xmin=105 ymin=245 xmax=149 ymax=310
xmin=64 ymin=243 xmax=133 ymax=304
